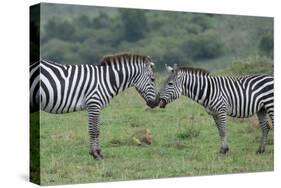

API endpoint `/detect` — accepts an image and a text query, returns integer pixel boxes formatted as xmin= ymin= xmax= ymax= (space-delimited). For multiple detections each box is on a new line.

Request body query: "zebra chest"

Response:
xmin=75 ymin=98 xmax=87 ymax=111
xmin=205 ymin=106 xmax=217 ymax=116
xmin=204 ymin=99 xmax=228 ymax=116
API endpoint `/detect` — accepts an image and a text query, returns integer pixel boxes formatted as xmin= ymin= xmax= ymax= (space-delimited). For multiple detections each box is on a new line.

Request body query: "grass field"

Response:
xmin=34 ymin=86 xmax=274 ymax=185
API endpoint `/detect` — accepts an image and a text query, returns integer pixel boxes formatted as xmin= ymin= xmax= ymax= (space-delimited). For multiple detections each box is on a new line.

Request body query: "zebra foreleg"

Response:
xmin=213 ymin=113 xmax=229 ymax=154
xmin=256 ymin=110 xmax=270 ymax=154
xmin=87 ymin=108 xmax=103 ymax=160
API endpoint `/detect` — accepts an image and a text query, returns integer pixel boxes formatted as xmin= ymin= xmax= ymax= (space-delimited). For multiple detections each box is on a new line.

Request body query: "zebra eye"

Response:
xmin=168 ymin=82 xmax=173 ymax=86
xmin=151 ymin=78 xmax=155 ymax=82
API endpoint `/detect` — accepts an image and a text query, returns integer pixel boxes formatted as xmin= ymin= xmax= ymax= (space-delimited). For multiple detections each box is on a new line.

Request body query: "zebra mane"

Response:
xmin=99 ymin=53 xmax=149 ymax=65
xmin=177 ymin=66 xmax=210 ymax=75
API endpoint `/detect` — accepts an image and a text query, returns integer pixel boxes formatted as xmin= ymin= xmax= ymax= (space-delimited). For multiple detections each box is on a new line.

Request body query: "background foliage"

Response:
xmin=40 ymin=3 xmax=273 ymax=73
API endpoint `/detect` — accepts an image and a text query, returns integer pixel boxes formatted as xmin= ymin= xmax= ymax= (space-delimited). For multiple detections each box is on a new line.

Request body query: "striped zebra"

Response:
xmin=30 ymin=53 xmax=159 ymax=160
xmin=159 ymin=64 xmax=274 ymax=154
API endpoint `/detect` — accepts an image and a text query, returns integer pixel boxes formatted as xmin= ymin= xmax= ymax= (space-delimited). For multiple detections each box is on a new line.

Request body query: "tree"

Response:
xmin=44 ymin=19 xmax=77 ymax=41
xmin=119 ymin=9 xmax=147 ymax=42
xmin=182 ymin=30 xmax=224 ymax=60
xmin=92 ymin=12 xmax=110 ymax=28
xmin=259 ymin=33 xmax=273 ymax=58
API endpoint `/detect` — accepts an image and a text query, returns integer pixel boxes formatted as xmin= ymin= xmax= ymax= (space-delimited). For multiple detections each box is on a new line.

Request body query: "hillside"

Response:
xmin=35 ymin=3 xmax=273 ymax=73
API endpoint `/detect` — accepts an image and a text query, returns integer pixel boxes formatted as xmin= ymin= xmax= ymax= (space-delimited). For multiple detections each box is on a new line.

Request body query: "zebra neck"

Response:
xmin=184 ymin=74 xmax=210 ymax=106
xmin=101 ymin=63 xmax=138 ymax=96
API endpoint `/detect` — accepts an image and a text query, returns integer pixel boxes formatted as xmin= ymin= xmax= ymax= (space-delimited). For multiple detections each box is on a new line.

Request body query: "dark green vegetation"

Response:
xmin=40 ymin=3 xmax=273 ymax=72
xmin=34 ymin=3 xmax=274 ymax=185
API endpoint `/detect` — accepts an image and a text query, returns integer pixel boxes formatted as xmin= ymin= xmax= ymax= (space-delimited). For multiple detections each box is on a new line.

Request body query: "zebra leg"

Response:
xmin=213 ymin=113 xmax=229 ymax=154
xmin=256 ymin=109 xmax=270 ymax=154
xmin=87 ymin=107 xmax=103 ymax=160
xmin=267 ymin=108 xmax=274 ymax=128
xmin=270 ymin=114 xmax=274 ymax=127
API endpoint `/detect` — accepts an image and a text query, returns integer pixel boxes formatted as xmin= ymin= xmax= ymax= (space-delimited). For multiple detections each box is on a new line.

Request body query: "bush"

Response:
xmin=177 ymin=126 xmax=200 ymax=140
xmin=119 ymin=9 xmax=147 ymax=42
xmin=182 ymin=30 xmax=224 ymax=60
xmin=186 ymin=23 xmax=202 ymax=34
xmin=78 ymin=39 xmax=116 ymax=64
xmin=92 ymin=12 xmax=111 ymax=28
xmin=41 ymin=39 xmax=80 ymax=63
xmin=162 ymin=48 xmax=192 ymax=67
xmin=259 ymin=33 xmax=273 ymax=58
xmin=191 ymin=14 xmax=212 ymax=31
xmin=217 ymin=56 xmax=273 ymax=75
xmin=44 ymin=18 xmax=77 ymax=41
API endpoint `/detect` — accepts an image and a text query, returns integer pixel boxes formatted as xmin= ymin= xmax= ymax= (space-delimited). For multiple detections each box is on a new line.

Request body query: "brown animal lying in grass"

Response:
xmin=132 ymin=128 xmax=152 ymax=145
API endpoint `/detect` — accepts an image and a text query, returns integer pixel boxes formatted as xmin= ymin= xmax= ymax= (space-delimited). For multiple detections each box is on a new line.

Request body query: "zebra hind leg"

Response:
xmin=87 ymin=108 xmax=103 ymax=160
xmin=213 ymin=113 xmax=229 ymax=154
xmin=256 ymin=109 xmax=270 ymax=154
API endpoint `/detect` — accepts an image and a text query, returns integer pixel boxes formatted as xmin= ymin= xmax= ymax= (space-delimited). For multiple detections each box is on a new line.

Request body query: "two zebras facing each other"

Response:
xmin=159 ymin=64 xmax=274 ymax=154
xmin=30 ymin=53 xmax=159 ymax=160
xmin=30 ymin=53 xmax=274 ymax=160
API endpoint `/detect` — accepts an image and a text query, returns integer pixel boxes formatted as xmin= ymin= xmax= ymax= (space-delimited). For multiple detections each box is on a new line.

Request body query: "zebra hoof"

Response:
xmin=159 ymin=99 xmax=166 ymax=108
xmin=220 ymin=147 xmax=229 ymax=154
xmin=93 ymin=151 xmax=104 ymax=160
xmin=89 ymin=148 xmax=104 ymax=160
xmin=256 ymin=148 xmax=265 ymax=154
xmin=93 ymin=155 xmax=103 ymax=160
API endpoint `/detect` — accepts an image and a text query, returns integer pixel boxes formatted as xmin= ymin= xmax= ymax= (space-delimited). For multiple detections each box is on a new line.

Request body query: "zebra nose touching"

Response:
xmin=159 ymin=92 xmax=167 ymax=108
xmin=146 ymin=93 xmax=160 ymax=108
xmin=159 ymin=98 xmax=167 ymax=108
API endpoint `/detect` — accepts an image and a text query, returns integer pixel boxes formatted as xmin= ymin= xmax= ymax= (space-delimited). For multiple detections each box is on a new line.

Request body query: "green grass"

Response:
xmin=216 ymin=56 xmax=273 ymax=75
xmin=37 ymin=88 xmax=273 ymax=185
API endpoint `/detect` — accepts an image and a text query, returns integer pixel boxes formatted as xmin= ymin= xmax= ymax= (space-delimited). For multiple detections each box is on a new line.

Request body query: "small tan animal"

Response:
xmin=132 ymin=128 xmax=152 ymax=145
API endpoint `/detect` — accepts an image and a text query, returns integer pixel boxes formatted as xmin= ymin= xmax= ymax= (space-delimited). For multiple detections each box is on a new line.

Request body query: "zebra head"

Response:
xmin=133 ymin=56 xmax=159 ymax=108
xmin=159 ymin=64 xmax=183 ymax=108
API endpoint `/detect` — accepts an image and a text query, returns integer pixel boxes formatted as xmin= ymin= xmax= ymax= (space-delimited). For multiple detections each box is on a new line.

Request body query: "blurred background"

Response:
xmin=34 ymin=3 xmax=273 ymax=73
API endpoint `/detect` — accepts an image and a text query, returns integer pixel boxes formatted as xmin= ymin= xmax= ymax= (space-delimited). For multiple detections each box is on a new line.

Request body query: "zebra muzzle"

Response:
xmin=159 ymin=99 xmax=167 ymax=108
xmin=147 ymin=100 xmax=159 ymax=109
xmin=146 ymin=93 xmax=160 ymax=109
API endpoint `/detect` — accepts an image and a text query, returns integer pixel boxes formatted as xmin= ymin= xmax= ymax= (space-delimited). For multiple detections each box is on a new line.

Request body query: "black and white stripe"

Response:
xmin=159 ymin=64 xmax=274 ymax=154
xmin=30 ymin=53 xmax=159 ymax=160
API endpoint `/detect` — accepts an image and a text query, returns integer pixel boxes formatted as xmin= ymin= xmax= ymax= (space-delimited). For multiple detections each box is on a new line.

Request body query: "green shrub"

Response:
xmin=182 ymin=30 xmax=224 ymax=60
xmin=44 ymin=18 xmax=77 ymax=41
xmin=119 ymin=9 xmax=147 ymax=42
xmin=217 ymin=56 xmax=273 ymax=75
xmin=41 ymin=39 xmax=80 ymax=63
xmin=191 ymin=14 xmax=212 ymax=31
xmin=162 ymin=48 xmax=192 ymax=67
xmin=259 ymin=33 xmax=273 ymax=58
xmin=177 ymin=126 xmax=200 ymax=140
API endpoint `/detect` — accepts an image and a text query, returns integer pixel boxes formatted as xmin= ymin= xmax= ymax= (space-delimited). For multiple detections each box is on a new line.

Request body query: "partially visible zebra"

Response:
xmin=159 ymin=64 xmax=274 ymax=154
xmin=30 ymin=53 xmax=159 ymax=160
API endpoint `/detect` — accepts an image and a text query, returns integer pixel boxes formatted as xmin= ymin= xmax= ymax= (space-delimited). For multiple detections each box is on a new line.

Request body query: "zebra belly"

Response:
xmin=40 ymin=99 xmax=86 ymax=114
xmin=226 ymin=103 xmax=260 ymax=118
xmin=227 ymin=111 xmax=256 ymax=118
xmin=40 ymin=88 xmax=87 ymax=114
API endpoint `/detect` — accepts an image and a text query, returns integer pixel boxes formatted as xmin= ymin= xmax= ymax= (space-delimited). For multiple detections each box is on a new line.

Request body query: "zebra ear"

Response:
xmin=173 ymin=64 xmax=178 ymax=71
xmin=149 ymin=62 xmax=156 ymax=70
xmin=165 ymin=64 xmax=173 ymax=73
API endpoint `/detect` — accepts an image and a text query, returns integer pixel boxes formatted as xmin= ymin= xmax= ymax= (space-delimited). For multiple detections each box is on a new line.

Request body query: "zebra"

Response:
xmin=30 ymin=53 xmax=159 ymax=160
xmin=159 ymin=64 xmax=274 ymax=154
